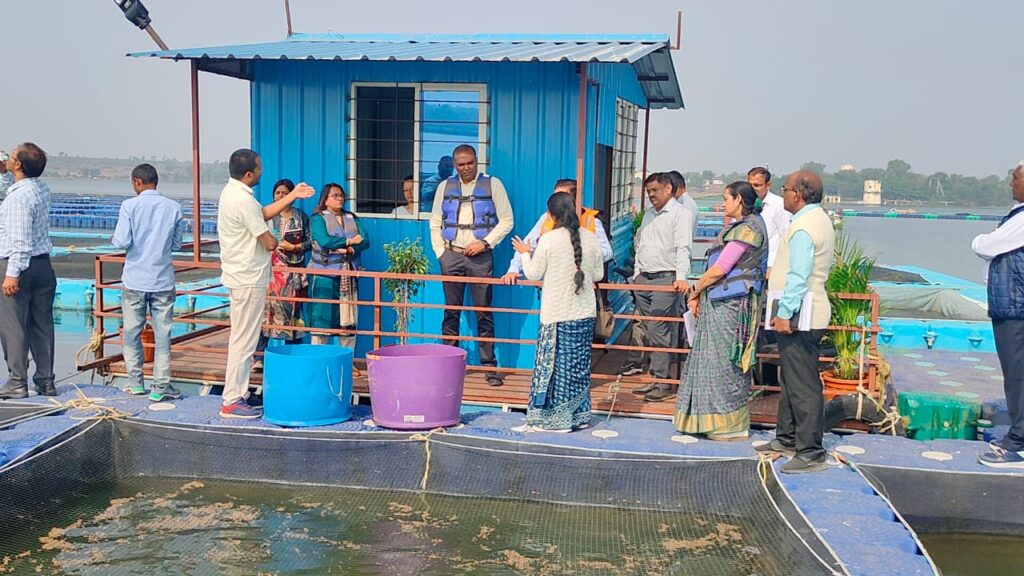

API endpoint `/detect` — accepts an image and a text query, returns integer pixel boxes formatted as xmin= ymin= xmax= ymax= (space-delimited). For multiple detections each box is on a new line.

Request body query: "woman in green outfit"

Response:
xmin=308 ymin=183 xmax=369 ymax=362
xmin=674 ymin=181 xmax=768 ymax=441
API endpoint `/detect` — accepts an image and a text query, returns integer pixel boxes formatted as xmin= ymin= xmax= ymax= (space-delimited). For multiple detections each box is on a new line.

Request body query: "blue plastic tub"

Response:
xmin=263 ymin=344 xmax=353 ymax=427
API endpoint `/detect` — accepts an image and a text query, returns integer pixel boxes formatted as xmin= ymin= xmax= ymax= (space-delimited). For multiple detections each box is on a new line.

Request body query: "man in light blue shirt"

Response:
xmin=111 ymin=164 xmax=184 ymax=402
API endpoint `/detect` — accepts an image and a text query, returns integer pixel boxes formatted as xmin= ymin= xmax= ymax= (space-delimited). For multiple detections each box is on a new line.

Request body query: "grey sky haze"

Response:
xmin=0 ymin=0 xmax=1018 ymax=177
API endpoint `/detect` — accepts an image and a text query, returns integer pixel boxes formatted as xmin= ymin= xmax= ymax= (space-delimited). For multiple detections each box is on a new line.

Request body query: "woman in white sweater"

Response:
xmin=512 ymin=192 xmax=605 ymax=432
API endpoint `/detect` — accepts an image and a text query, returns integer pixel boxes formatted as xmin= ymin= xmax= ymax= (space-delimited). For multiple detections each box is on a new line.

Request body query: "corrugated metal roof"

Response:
xmin=128 ymin=33 xmax=683 ymax=109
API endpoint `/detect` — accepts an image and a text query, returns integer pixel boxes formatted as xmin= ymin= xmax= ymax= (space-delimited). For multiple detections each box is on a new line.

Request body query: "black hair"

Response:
xmin=643 ymin=172 xmax=673 ymax=187
xmin=667 ymin=170 xmax=686 ymax=192
xmin=403 ymin=174 xmax=415 ymax=183
xmin=794 ymin=173 xmax=824 ymax=204
xmin=725 ymin=181 xmax=762 ymax=217
xmin=228 ymin=148 xmax=259 ymax=179
xmin=131 ymin=163 xmax=159 ymax=186
xmin=272 ymin=178 xmax=295 ymax=194
xmin=452 ymin=144 xmax=477 ymax=158
xmin=16 ymin=142 xmax=47 ymax=178
xmin=554 ymin=178 xmax=577 ymax=194
xmin=547 ymin=192 xmax=585 ymax=295
xmin=747 ymin=166 xmax=772 ymax=183
xmin=316 ymin=182 xmax=346 ymax=213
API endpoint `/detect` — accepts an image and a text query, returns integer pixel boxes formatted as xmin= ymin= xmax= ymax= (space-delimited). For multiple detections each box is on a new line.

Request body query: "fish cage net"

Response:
xmin=0 ymin=419 xmax=841 ymax=575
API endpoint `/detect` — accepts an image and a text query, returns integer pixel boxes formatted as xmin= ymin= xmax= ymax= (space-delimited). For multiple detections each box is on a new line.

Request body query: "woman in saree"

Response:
xmin=674 ymin=181 xmax=768 ymax=441
xmin=254 ymin=179 xmax=311 ymax=369
xmin=308 ymin=183 xmax=369 ymax=370
xmin=512 ymin=192 xmax=605 ymax=432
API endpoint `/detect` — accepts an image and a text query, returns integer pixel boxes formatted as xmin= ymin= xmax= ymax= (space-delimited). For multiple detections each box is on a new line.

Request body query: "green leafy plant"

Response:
xmin=383 ymin=239 xmax=430 ymax=345
xmin=825 ymin=233 xmax=876 ymax=380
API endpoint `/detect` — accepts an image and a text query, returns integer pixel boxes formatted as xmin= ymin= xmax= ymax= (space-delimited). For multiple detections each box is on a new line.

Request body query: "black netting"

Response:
xmin=0 ymin=404 xmax=53 ymax=429
xmin=0 ymin=419 xmax=839 ymax=575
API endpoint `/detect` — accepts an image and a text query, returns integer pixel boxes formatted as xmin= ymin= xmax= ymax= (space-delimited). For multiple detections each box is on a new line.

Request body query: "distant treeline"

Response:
xmin=43 ymin=153 xmax=228 ymax=184
xmin=679 ymin=160 xmax=1013 ymax=207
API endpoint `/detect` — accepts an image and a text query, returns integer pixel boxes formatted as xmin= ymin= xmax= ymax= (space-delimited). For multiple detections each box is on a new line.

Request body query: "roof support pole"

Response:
xmin=640 ymin=104 xmax=650 ymax=210
xmin=575 ymin=62 xmax=588 ymax=214
xmin=190 ymin=60 xmax=202 ymax=264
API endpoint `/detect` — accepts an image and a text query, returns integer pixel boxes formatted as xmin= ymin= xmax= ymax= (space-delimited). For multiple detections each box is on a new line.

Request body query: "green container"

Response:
xmin=898 ymin=391 xmax=980 ymax=441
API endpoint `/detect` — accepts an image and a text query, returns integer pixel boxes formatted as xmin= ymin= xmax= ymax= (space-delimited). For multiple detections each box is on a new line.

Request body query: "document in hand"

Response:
xmin=764 ymin=290 xmax=813 ymax=331
xmin=683 ymin=310 xmax=695 ymax=345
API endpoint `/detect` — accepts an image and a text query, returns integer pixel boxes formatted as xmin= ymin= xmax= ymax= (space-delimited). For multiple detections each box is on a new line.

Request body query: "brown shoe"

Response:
xmin=644 ymin=387 xmax=676 ymax=402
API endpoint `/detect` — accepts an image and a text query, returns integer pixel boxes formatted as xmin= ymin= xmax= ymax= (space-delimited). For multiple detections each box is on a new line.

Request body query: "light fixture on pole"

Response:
xmin=113 ymin=0 xmax=169 ymax=51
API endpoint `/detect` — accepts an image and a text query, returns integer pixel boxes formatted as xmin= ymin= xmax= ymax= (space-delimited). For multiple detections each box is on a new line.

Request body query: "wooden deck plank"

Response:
xmin=104 ymin=328 xmax=772 ymax=421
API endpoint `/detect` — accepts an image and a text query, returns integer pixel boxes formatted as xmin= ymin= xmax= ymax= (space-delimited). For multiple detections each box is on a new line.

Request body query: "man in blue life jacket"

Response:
xmin=429 ymin=145 xmax=514 ymax=386
xmin=973 ymin=160 xmax=1024 ymax=468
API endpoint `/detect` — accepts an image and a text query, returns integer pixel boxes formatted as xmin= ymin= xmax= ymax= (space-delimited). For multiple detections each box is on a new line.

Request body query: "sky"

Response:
xmin=0 ymin=0 xmax=1018 ymax=177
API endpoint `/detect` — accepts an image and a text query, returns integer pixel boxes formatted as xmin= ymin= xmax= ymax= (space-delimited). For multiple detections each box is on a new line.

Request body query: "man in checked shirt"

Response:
xmin=0 ymin=143 xmax=57 ymax=399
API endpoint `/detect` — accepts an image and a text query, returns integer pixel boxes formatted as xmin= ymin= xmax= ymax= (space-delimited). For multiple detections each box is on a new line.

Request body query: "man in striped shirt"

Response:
xmin=0 ymin=143 xmax=57 ymax=399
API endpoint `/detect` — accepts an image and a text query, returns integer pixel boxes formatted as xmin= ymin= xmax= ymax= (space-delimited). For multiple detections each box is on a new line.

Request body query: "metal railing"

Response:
xmin=83 ymin=244 xmax=882 ymax=399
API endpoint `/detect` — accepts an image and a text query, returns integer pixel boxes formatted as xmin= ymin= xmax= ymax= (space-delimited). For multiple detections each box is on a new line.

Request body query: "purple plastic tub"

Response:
xmin=366 ymin=344 xmax=467 ymax=430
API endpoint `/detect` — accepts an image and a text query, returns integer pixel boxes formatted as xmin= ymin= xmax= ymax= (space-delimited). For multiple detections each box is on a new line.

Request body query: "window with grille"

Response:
xmin=349 ymin=83 xmax=489 ymax=218
xmin=610 ymin=99 xmax=639 ymax=221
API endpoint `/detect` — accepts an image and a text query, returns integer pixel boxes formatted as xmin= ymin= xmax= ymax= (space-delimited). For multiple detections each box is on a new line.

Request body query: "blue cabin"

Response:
xmin=132 ymin=33 xmax=684 ymax=368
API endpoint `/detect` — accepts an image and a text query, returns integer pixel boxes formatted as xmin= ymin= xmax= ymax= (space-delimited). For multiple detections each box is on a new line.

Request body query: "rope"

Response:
xmin=47 ymin=383 xmax=135 ymax=422
xmin=408 ymin=427 xmax=447 ymax=490
xmin=75 ymin=329 xmax=105 ymax=368
xmin=603 ymin=375 xmax=623 ymax=423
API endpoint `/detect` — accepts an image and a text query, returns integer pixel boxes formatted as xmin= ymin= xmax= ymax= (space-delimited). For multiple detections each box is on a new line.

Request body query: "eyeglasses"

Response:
xmin=327 ymin=193 xmax=345 ymax=200
xmin=781 ymin=186 xmax=799 ymax=195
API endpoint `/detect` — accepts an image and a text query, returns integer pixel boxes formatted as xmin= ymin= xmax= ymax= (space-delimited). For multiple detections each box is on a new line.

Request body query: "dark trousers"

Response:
xmin=439 ymin=249 xmax=496 ymax=368
xmin=776 ymin=329 xmax=826 ymax=462
xmin=0 ymin=256 xmax=57 ymax=391
xmin=993 ymin=319 xmax=1024 ymax=451
xmin=633 ymin=274 xmax=679 ymax=383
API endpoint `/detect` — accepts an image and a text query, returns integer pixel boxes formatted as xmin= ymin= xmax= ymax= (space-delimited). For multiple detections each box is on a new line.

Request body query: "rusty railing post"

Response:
xmin=373 ymin=276 xmax=382 ymax=350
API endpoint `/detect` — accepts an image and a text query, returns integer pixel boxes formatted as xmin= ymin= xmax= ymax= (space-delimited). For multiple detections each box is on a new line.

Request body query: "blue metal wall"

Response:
xmin=249 ymin=59 xmax=646 ymax=367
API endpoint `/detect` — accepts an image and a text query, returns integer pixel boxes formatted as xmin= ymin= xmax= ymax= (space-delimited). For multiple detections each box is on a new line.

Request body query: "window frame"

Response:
xmin=347 ymin=82 xmax=489 ymax=220
xmin=610 ymin=98 xmax=639 ymax=221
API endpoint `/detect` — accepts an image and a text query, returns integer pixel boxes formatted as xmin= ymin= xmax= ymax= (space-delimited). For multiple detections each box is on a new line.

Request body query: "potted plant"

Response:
xmin=822 ymin=233 xmax=876 ymax=396
xmin=382 ymin=239 xmax=429 ymax=345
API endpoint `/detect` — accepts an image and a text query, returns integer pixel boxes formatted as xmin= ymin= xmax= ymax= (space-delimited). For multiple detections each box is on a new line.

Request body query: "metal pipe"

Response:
xmin=640 ymin=105 xmax=650 ymax=210
xmin=674 ymin=10 xmax=683 ymax=50
xmin=190 ymin=60 xmax=201 ymax=264
xmin=144 ymin=24 xmax=169 ymax=51
xmin=284 ymin=0 xmax=294 ymax=36
xmin=575 ymin=62 xmax=588 ymax=214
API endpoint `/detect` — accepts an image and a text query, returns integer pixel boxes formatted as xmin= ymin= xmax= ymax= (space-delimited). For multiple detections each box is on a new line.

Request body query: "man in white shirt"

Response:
xmin=429 ymin=145 xmax=514 ymax=386
xmin=626 ymin=172 xmax=693 ymax=402
xmin=974 ymin=160 xmax=1024 ymax=468
xmin=748 ymin=166 xmax=790 ymax=276
xmin=217 ymin=149 xmax=313 ymax=419
xmin=501 ymin=179 xmax=613 ymax=283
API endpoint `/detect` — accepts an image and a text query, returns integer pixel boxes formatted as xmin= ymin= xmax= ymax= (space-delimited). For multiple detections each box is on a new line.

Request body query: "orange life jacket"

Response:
xmin=540 ymin=207 xmax=599 ymax=235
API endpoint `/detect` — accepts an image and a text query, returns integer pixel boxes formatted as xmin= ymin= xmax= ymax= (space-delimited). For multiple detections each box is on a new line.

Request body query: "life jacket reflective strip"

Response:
xmin=539 ymin=207 xmax=599 ymax=235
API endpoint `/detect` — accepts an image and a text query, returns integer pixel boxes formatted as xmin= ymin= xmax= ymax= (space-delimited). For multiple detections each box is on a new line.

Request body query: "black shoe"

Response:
xmin=618 ymin=366 xmax=644 ymax=377
xmin=644 ymin=387 xmax=676 ymax=402
xmin=486 ymin=374 xmax=504 ymax=387
xmin=0 ymin=385 xmax=29 ymax=400
xmin=781 ymin=457 xmax=829 ymax=474
xmin=631 ymin=382 xmax=657 ymax=395
xmin=34 ymin=384 xmax=58 ymax=397
xmin=753 ymin=438 xmax=796 ymax=457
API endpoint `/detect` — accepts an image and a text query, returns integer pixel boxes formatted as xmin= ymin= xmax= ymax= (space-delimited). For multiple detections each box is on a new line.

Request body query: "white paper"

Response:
xmin=764 ymin=290 xmax=813 ymax=331
xmin=683 ymin=310 xmax=696 ymax=345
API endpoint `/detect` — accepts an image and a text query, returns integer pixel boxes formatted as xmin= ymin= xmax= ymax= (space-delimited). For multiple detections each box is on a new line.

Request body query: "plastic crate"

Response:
xmin=898 ymin=391 xmax=980 ymax=441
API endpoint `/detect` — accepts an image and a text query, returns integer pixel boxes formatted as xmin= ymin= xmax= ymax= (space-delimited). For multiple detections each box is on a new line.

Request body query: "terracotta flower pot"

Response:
xmin=820 ymin=369 xmax=867 ymax=400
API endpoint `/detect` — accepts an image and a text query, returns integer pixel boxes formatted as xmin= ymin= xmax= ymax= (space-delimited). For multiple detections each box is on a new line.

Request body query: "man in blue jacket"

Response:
xmin=973 ymin=160 xmax=1024 ymax=468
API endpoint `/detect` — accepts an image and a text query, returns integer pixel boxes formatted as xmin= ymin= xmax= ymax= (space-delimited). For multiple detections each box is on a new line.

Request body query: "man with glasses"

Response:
xmin=756 ymin=170 xmax=835 ymax=473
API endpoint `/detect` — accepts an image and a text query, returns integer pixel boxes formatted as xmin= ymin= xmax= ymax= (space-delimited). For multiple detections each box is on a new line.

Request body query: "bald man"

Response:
xmin=756 ymin=170 xmax=835 ymax=474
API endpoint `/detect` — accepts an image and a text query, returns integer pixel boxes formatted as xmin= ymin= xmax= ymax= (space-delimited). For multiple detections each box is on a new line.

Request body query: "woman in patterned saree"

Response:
xmin=675 ymin=181 xmax=768 ymax=441
xmin=512 ymin=192 xmax=604 ymax=432
xmin=254 ymin=179 xmax=311 ymax=370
